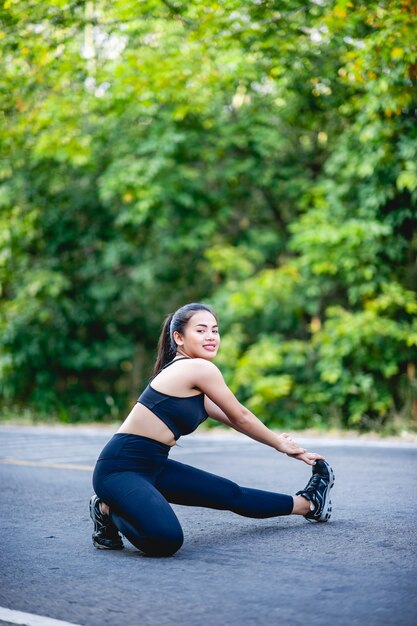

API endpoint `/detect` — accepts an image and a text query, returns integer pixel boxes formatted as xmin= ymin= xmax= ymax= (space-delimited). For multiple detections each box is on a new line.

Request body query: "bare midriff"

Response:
xmin=116 ymin=402 xmax=177 ymax=447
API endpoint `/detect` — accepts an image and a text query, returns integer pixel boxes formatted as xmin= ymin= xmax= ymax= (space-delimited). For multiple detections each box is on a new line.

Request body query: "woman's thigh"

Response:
xmin=155 ymin=459 xmax=241 ymax=509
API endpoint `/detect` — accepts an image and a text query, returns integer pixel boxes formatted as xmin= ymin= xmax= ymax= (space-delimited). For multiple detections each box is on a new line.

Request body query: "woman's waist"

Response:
xmin=96 ymin=433 xmax=171 ymax=462
xmin=117 ymin=403 xmax=177 ymax=446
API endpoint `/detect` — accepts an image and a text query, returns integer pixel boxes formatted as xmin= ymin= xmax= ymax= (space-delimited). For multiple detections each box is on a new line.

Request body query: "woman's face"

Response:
xmin=174 ymin=311 xmax=220 ymax=360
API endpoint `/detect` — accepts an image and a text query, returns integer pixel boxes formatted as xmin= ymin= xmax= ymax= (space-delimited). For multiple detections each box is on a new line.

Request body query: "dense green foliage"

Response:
xmin=1 ymin=0 xmax=416 ymax=429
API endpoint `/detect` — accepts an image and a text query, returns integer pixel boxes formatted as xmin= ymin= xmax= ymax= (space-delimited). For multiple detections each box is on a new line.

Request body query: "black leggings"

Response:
xmin=92 ymin=433 xmax=294 ymax=557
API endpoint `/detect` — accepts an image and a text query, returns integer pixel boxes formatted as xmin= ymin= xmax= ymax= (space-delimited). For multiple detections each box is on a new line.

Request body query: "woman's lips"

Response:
xmin=203 ymin=345 xmax=216 ymax=351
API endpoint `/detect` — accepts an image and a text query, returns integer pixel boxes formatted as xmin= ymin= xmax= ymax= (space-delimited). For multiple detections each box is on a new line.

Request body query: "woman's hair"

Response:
xmin=152 ymin=303 xmax=217 ymax=377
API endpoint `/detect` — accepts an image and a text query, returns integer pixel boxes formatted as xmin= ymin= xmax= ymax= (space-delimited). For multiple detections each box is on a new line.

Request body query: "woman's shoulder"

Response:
xmin=185 ymin=358 xmax=223 ymax=380
xmin=188 ymin=357 xmax=218 ymax=369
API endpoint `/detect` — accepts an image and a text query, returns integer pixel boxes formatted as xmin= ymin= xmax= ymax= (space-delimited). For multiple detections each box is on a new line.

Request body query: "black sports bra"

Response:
xmin=137 ymin=358 xmax=208 ymax=441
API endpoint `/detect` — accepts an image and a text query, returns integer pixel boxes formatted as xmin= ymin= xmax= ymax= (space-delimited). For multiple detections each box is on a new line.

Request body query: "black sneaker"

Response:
xmin=89 ymin=495 xmax=124 ymax=550
xmin=296 ymin=460 xmax=335 ymax=522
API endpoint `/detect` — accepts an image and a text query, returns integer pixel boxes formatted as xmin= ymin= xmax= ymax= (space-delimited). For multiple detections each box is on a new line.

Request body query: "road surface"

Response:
xmin=1 ymin=426 xmax=416 ymax=626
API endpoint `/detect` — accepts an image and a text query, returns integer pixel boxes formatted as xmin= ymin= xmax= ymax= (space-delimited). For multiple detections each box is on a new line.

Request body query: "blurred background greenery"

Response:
xmin=1 ymin=0 xmax=416 ymax=431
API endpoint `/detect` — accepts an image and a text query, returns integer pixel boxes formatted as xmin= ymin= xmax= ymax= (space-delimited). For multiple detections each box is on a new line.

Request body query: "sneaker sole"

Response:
xmin=316 ymin=462 xmax=335 ymax=522
xmin=92 ymin=538 xmax=124 ymax=550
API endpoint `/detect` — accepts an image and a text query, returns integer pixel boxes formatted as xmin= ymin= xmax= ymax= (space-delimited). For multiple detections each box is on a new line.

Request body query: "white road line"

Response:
xmin=0 ymin=459 xmax=93 ymax=471
xmin=0 ymin=606 xmax=83 ymax=626
xmin=1 ymin=434 xmax=416 ymax=474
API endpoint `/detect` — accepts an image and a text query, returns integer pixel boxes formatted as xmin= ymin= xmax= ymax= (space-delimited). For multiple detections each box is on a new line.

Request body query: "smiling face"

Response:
xmin=173 ymin=310 xmax=220 ymax=360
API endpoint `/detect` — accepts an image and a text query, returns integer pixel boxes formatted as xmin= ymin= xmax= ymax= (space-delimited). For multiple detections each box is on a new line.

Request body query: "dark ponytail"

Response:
xmin=152 ymin=303 xmax=217 ymax=377
xmin=152 ymin=312 xmax=175 ymax=378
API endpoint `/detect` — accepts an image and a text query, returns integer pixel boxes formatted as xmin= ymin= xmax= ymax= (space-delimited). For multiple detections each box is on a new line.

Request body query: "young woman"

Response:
xmin=90 ymin=303 xmax=335 ymax=557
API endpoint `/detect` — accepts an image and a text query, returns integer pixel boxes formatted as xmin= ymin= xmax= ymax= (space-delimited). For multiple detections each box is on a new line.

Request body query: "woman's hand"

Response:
xmin=276 ymin=433 xmax=307 ymax=456
xmin=288 ymin=450 xmax=325 ymax=466
xmin=277 ymin=433 xmax=325 ymax=466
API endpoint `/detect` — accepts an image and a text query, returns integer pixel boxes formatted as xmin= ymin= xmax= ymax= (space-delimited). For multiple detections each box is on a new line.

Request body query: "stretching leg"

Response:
xmin=155 ymin=459 xmax=294 ymax=517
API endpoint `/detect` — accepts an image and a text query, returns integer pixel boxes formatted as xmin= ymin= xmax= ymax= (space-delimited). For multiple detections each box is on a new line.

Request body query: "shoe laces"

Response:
xmin=306 ymin=473 xmax=323 ymax=493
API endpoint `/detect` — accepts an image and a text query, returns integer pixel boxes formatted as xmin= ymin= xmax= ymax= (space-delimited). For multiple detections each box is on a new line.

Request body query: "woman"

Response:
xmin=90 ymin=303 xmax=335 ymax=557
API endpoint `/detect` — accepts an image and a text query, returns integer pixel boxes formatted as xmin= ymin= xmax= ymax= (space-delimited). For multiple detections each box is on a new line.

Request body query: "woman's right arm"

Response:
xmin=204 ymin=396 xmax=322 ymax=466
xmin=193 ymin=359 xmax=320 ymax=461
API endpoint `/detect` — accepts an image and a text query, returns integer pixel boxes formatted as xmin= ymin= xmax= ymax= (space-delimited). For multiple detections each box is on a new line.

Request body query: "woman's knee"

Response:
xmin=128 ymin=525 xmax=184 ymax=557
xmin=144 ymin=528 xmax=184 ymax=557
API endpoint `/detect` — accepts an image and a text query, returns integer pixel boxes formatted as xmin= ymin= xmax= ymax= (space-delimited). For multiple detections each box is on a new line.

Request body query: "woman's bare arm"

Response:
xmin=196 ymin=361 xmax=324 ymax=465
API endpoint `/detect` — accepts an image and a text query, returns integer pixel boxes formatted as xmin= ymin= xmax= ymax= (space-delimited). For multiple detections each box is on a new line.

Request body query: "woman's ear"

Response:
xmin=173 ymin=330 xmax=183 ymax=347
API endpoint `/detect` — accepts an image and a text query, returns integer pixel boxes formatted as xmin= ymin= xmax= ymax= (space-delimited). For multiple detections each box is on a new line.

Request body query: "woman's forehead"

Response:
xmin=188 ymin=311 xmax=218 ymax=326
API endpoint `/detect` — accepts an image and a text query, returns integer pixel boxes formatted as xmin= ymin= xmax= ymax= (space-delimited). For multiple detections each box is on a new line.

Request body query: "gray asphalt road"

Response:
xmin=1 ymin=426 xmax=416 ymax=626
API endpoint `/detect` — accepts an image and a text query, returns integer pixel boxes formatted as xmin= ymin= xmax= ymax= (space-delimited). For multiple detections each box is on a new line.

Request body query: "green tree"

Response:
xmin=211 ymin=0 xmax=417 ymax=430
xmin=0 ymin=1 xmax=416 ymax=429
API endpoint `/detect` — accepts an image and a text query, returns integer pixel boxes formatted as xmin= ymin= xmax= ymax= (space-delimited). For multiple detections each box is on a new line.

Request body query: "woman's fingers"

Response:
xmin=294 ymin=451 xmax=325 ymax=465
xmin=305 ymin=456 xmax=316 ymax=466
xmin=307 ymin=452 xmax=324 ymax=460
xmin=287 ymin=443 xmax=306 ymax=454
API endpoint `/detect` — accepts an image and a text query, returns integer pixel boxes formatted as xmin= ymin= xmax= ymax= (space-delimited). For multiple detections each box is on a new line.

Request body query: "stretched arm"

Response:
xmin=196 ymin=361 xmax=324 ymax=466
